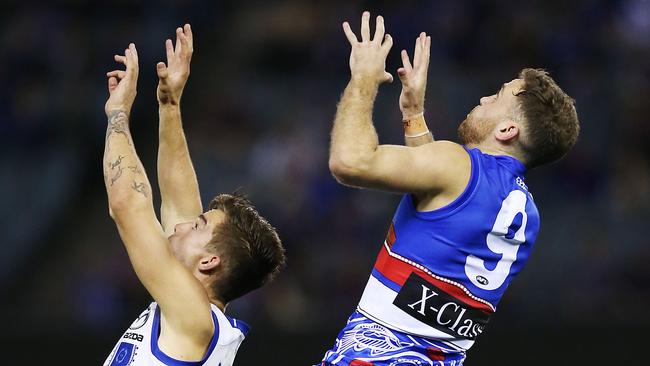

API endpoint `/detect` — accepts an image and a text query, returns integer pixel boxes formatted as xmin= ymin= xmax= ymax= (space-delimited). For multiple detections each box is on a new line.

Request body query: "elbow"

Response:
xmin=108 ymin=194 xmax=145 ymax=220
xmin=108 ymin=196 xmax=129 ymax=220
xmin=328 ymin=153 xmax=369 ymax=186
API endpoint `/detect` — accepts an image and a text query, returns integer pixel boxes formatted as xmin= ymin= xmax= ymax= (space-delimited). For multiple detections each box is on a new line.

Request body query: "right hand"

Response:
xmin=343 ymin=11 xmax=394 ymax=85
xmin=157 ymin=24 xmax=193 ymax=105
xmin=398 ymin=32 xmax=431 ymax=119
xmin=105 ymin=43 xmax=139 ymax=115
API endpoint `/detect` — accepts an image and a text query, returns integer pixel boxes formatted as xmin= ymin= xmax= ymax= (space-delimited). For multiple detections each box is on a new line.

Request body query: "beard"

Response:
xmin=458 ymin=117 xmax=485 ymax=145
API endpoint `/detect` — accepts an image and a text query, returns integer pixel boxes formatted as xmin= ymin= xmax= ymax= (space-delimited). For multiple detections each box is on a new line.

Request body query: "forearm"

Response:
xmin=330 ymin=77 xmax=381 ymax=170
xmin=403 ymin=113 xmax=434 ymax=147
xmin=157 ymin=104 xmax=202 ymax=227
xmin=103 ymin=110 xmax=153 ymax=214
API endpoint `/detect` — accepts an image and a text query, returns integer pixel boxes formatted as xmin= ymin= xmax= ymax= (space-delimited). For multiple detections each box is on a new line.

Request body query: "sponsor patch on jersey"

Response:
xmin=393 ymin=272 xmax=490 ymax=340
xmin=109 ymin=342 xmax=136 ymax=366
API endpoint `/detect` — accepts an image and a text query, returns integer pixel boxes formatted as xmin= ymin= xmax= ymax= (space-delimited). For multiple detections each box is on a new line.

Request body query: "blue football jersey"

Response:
xmin=354 ymin=146 xmax=540 ymax=352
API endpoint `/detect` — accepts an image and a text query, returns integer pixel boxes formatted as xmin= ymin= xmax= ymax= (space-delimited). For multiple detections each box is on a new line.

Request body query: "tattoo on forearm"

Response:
xmin=127 ymin=165 xmax=143 ymax=174
xmin=108 ymin=155 xmax=124 ymax=186
xmin=106 ymin=110 xmax=131 ymax=145
xmin=131 ymin=181 xmax=148 ymax=197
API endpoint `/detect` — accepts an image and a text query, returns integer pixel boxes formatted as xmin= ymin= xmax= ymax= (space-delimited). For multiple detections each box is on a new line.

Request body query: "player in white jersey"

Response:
xmin=102 ymin=25 xmax=285 ymax=365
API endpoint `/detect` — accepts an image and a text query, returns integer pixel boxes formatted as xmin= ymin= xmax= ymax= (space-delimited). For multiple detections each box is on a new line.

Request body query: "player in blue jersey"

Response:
xmin=102 ymin=25 xmax=285 ymax=365
xmin=322 ymin=12 xmax=580 ymax=366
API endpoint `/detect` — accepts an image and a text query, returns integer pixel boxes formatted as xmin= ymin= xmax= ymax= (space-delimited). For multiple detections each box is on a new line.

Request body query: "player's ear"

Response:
xmin=494 ymin=121 xmax=519 ymax=143
xmin=198 ymin=255 xmax=221 ymax=272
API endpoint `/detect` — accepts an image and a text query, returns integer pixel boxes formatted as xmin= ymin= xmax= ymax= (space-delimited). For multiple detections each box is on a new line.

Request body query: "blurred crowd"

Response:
xmin=1 ymin=0 xmax=649 ymax=363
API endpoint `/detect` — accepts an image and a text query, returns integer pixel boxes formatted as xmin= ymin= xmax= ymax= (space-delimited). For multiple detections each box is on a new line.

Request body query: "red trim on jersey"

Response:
xmin=386 ymin=223 xmax=396 ymax=248
xmin=426 ymin=348 xmax=446 ymax=361
xmin=350 ymin=360 xmax=374 ymax=366
xmin=374 ymin=245 xmax=494 ymax=313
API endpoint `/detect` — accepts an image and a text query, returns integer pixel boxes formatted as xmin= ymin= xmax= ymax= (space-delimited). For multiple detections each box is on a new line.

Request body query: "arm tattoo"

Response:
xmin=109 ymin=155 xmax=124 ymax=186
xmin=106 ymin=110 xmax=131 ymax=145
xmin=127 ymin=165 xmax=143 ymax=174
xmin=131 ymin=181 xmax=149 ymax=197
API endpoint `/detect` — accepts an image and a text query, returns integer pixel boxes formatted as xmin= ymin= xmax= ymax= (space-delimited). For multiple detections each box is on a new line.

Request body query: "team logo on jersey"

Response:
xmin=393 ymin=273 xmax=489 ymax=340
xmin=109 ymin=342 xmax=137 ymax=366
xmin=475 ymin=276 xmax=489 ymax=286
xmin=335 ymin=322 xmax=413 ymax=357
xmin=129 ymin=308 xmax=150 ymax=330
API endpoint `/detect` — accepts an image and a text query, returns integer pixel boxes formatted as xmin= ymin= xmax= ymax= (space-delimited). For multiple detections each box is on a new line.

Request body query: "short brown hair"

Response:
xmin=206 ymin=193 xmax=285 ymax=303
xmin=517 ymin=68 xmax=580 ymax=168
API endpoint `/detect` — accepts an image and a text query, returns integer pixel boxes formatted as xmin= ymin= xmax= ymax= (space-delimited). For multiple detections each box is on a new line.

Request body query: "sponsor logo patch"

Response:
xmin=393 ymin=273 xmax=489 ymax=340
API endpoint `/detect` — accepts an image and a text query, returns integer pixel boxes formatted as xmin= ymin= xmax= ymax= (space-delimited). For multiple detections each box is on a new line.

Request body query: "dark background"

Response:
xmin=1 ymin=0 xmax=649 ymax=364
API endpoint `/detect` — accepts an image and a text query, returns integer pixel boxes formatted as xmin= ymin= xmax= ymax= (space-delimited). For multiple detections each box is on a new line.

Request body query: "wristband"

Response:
xmin=402 ymin=112 xmax=424 ymax=122
xmin=405 ymin=130 xmax=432 ymax=138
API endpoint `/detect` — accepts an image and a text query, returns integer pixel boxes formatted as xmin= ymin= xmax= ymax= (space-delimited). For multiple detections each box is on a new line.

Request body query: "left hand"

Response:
xmin=398 ymin=32 xmax=431 ymax=119
xmin=157 ymin=24 xmax=194 ymax=105
xmin=343 ymin=11 xmax=394 ymax=85
xmin=105 ymin=43 xmax=139 ymax=115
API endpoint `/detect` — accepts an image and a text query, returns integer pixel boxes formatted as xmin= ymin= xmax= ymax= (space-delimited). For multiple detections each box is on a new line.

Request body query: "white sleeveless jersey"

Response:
xmin=103 ymin=302 xmax=249 ymax=366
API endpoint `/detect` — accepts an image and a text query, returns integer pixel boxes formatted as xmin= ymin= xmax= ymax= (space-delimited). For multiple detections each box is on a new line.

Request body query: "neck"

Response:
xmin=210 ymin=296 xmax=227 ymax=312
xmin=468 ymin=141 xmax=523 ymax=164
xmin=197 ymin=273 xmax=228 ymax=311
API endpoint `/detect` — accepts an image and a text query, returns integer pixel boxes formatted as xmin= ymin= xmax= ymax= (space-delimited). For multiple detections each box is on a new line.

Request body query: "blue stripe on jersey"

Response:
xmin=150 ymin=306 xmax=220 ymax=365
xmin=371 ymin=268 xmax=401 ymax=292
xmin=226 ymin=316 xmax=250 ymax=336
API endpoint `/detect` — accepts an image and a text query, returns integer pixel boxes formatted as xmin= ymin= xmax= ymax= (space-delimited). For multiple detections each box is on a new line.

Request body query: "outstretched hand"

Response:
xmin=343 ymin=11 xmax=394 ymax=84
xmin=157 ymin=24 xmax=194 ymax=105
xmin=105 ymin=43 xmax=139 ymax=115
xmin=398 ymin=32 xmax=431 ymax=119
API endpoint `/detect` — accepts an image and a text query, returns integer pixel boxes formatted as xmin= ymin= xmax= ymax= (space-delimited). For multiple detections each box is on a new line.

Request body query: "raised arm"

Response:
xmin=104 ymin=44 xmax=214 ymax=356
xmin=329 ymin=13 xmax=470 ymax=199
xmin=156 ymin=24 xmax=202 ymax=236
xmin=398 ymin=33 xmax=434 ymax=147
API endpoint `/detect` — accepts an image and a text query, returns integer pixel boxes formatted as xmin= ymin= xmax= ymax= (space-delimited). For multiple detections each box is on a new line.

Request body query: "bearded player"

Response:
xmin=321 ymin=12 xmax=579 ymax=366
xmin=102 ymin=25 xmax=285 ymax=365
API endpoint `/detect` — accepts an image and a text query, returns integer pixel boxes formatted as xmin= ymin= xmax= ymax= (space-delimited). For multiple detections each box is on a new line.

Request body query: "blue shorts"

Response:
xmin=319 ymin=311 xmax=466 ymax=366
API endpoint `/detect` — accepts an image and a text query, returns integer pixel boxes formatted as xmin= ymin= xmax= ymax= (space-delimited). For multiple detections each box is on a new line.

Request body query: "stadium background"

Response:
xmin=1 ymin=0 xmax=648 ymax=364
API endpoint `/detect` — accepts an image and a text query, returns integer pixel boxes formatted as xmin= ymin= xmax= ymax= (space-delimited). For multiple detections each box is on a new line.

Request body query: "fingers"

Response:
xmin=178 ymin=26 xmax=192 ymax=59
xmin=156 ymin=62 xmax=169 ymax=80
xmin=373 ymin=15 xmax=385 ymax=43
xmin=129 ymin=43 xmax=138 ymax=64
xmin=381 ymin=34 xmax=393 ymax=54
xmin=397 ymin=67 xmax=408 ymax=80
xmin=107 ymin=76 xmax=118 ymax=92
xmin=174 ymin=27 xmax=183 ymax=55
xmin=165 ymin=39 xmax=174 ymax=64
xmin=383 ymin=71 xmax=394 ymax=84
xmin=413 ymin=32 xmax=424 ymax=68
xmin=184 ymin=24 xmax=193 ymax=50
xmin=400 ymin=49 xmax=413 ymax=73
xmin=424 ymin=35 xmax=431 ymax=66
xmin=342 ymin=21 xmax=358 ymax=44
xmin=114 ymin=54 xmax=126 ymax=65
xmin=125 ymin=43 xmax=139 ymax=75
xmin=360 ymin=11 xmax=370 ymax=42
xmin=106 ymin=70 xmax=126 ymax=79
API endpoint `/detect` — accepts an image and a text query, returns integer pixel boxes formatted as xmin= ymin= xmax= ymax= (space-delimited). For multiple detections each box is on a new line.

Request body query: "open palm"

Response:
xmin=398 ymin=33 xmax=430 ymax=119
xmin=157 ymin=24 xmax=193 ymax=105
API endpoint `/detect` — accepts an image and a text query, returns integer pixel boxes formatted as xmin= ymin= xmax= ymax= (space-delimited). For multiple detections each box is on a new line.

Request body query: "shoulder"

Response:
xmin=210 ymin=305 xmax=249 ymax=344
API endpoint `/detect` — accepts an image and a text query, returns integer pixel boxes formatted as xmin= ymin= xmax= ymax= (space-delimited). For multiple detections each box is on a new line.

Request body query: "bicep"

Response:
xmin=337 ymin=141 xmax=471 ymax=194
xmin=113 ymin=208 xmax=213 ymax=334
